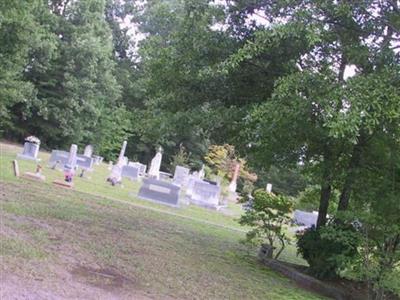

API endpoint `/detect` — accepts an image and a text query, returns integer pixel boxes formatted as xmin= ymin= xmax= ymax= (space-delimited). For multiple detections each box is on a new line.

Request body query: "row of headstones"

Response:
xmin=16 ymin=140 xmax=105 ymax=186
xmin=17 ymin=141 xmax=103 ymax=170
xmin=17 ymin=139 xmax=223 ymax=209
xmin=103 ymin=142 xmax=222 ymax=209
xmin=137 ymin=165 xmax=223 ymax=209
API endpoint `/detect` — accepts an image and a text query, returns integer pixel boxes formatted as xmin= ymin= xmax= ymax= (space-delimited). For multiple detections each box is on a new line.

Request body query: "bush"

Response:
xmin=239 ymin=189 xmax=293 ymax=259
xmin=296 ymin=224 xmax=359 ymax=279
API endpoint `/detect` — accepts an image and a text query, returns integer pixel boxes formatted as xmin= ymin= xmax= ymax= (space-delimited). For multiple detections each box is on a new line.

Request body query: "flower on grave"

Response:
xmin=25 ymin=136 xmax=41 ymax=145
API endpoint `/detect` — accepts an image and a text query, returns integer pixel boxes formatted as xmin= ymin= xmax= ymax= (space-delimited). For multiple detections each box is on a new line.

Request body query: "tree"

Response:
xmin=226 ymin=0 xmax=400 ymax=226
xmin=239 ymin=189 xmax=293 ymax=259
xmin=11 ymin=0 xmax=121 ymax=150
xmin=0 ymin=0 xmax=48 ymax=135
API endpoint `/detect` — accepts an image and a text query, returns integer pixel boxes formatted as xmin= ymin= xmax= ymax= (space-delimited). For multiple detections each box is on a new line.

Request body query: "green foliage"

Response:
xmin=0 ymin=0 xmax=44 ymax=134
xmin=239 ymin=189 xmax=292 ymax=259
xmin=169 ymin=145 xmax=190 ymax=172
xmin=296 ymin=185 xmax=339 ymax=214
xmin=92 ymin=105 xmax=132 ymax=161
xmin=256 ymin=166 xmax=308 ymax=197
xmin=296 ymin=224 xmax=360 ymax=279
xmin=3 ymin=0 xmax=121 ymax=150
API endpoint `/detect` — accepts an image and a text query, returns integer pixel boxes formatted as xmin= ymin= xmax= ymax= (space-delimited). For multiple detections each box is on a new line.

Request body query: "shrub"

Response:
xmin=296 ymin=223 xmax=359 ymax=279
xmin=239 ymin=189 xmax=293 ymax=259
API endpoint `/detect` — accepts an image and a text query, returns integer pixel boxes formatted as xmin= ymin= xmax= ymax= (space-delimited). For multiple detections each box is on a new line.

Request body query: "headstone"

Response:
xmin=76 ymin=154 xmax=94 ymax=177
xmin=121 ymin=156 xmax=128 ymax=166
xmin=148 ymin=147 xmax=162 ymax=179
xmin=17 ymin=142 xmax=41 ymax=162
xmin=53 ymin=144 xmax=77 ymax=188
xmin=93 ymin=155 xmax=103 ymax=165
xmin=173 ymin=166 xmax=190 ymax=186
xmin=128 ymin=162 xmax=146 ymax=175
xmin=137 ymin=178 xmax=180 ymax=207
xmin=66 ymin=144 xmax=78 ymax=169
xmin=107 ymin=141 xmax=127 ymax=184
xmin=76 ymin=155 xmax=93 ymax=170
xmin=266 ymin=183 xmax=272 ymax=193
xmin=117 ymin=141 xmax=127 ymax=164
xmin=186 ymin=176 xmax=198 ymax=196
xmin=198 ymin=164 xmax=205 ymax=179
xmin=12 ymin=160 xmax=19 ymax=177
xmin=139 ymin=163 xmax=147 ymax=175
xmin=293 ymin=210 xmax=318 ymax=228
xmin=228 ymin=162 xmax=240 ymax=193
xmin=189 ymin=180 xmax=221 ymax=208
xmin=64 ymin=144 xmax=78 ymax=182
xmin=121 ymin=165 xmax=139 ymax=181
xmin=83 ymin=145 xmax=93 ymax=157
xmin=49 ymin=150 xmax=70 ymax=169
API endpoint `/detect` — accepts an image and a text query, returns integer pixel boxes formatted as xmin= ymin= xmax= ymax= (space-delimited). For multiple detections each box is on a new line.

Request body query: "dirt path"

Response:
xmin=0 ymin=272 xmax=154 ymax=300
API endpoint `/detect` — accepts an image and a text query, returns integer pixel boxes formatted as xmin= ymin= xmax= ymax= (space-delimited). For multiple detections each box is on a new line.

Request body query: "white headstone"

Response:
xmin=108 ymin=141 xmax=128 ymax=183
xmin=198 ymin=164 xmax=205 ymax=179
xmin=83 ymin=145 xmax=93 ymax=157
xmin=67 ymin=144 xmax=78 ymax=169
xmin=266 ymin=183 xmax=272 ymax=193
xmin=117 ymin=141 xmax=127 ymax=166
xmin=173 ymin=166 xmax=190 ymax=186
xmin=148 ymin=148 xmax=162 ymax=179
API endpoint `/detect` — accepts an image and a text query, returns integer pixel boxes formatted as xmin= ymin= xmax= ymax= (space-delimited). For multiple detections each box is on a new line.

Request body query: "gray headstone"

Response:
xmin=128 ymin=162 xmax=147 ymax=176
xmin=76 ymin=154 xmax=94 ymax=170
xmin=190 ymin=180 xmax=221 ymax=208
xmin=293 ymin=210 xmax=318 ymax=228
xmin=121 ymin=165 xmax=139 ymax=181
xmin=138 ymin=178 xmax=180 ymax=207
xmin=48 ymin=150 xmax=69 ymax=169
xmin=139 ymin=163 xmax=146 ymax=175
xmin=173 ymin=166 xmax=190 ymax=186
xmin=185 ymin=176 xmax=199 ymax=196
xmin=17 ymin=142 xmax=40 ymax=161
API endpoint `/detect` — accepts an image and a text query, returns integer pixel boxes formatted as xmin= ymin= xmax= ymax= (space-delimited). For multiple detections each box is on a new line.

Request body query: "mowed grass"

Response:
xmin=0 ymin=142 xmax=320 ymax=299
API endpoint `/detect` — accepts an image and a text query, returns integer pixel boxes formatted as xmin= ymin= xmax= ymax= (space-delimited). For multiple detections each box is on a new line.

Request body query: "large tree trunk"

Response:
xmin=317 ymin=178 xmax=332 ymax=228
xmin=337 ymin=136 xmax=365 ymax=211
xmin=317 ymin=152 xmax=333 ymax=228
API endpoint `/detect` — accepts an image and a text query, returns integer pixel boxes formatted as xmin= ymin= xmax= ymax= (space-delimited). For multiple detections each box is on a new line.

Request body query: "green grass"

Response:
xmin=0 ymin=142 xmax=321 ymax=299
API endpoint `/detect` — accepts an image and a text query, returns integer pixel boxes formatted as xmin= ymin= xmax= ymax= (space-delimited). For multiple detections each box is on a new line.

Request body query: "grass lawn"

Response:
xmin=0 ymin=142 xmax=323 ymax=299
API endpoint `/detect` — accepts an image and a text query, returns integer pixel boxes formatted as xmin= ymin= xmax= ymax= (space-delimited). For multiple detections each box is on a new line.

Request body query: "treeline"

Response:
xmin=2 ymin=0 xmax=399 ymax=196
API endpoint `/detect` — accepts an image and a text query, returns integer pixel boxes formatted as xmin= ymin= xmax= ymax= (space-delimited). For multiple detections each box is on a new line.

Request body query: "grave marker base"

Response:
xmin=53 ymin=179 xmax=74 ymax=188
xmin=22 ymin=172 xmax=45 ymax=181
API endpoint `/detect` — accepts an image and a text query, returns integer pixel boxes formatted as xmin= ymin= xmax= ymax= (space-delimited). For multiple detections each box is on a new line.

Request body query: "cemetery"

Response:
xmin=1 ymin=1 xmax=399 ymax=299
xmin=1 ymin=141 xmax=325 ymax=300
